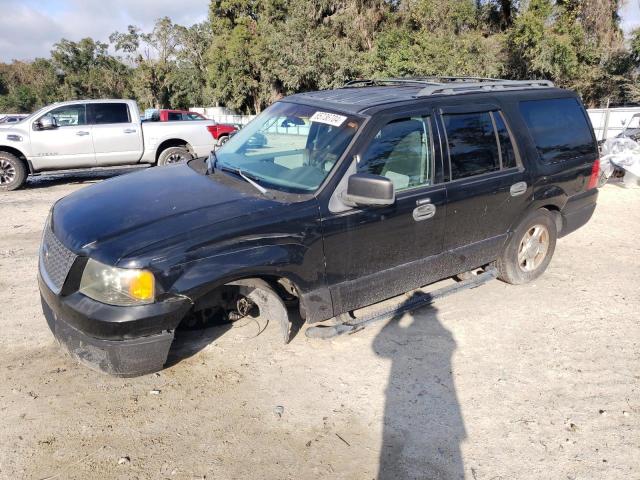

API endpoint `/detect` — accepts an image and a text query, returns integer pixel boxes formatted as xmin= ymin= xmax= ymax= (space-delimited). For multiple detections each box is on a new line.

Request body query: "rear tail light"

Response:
xmin=587 ymin=158 xmax=600 ymax=190
xmin=206 ymin=126 xmax=217 ymax=139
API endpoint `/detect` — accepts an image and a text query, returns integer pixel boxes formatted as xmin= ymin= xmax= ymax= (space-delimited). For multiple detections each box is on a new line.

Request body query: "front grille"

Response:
xmin=41 ymin=226 xmax=77 ymax=293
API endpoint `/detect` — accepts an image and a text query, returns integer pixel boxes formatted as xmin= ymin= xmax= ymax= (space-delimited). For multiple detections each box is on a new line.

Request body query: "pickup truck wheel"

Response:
xmin=497 ymin=209 xmax=557 ymax=285
xmin=0 ymin=152 xmax=27 ymax=191
xmin=157 ymin=146 xmax=192 ymax=166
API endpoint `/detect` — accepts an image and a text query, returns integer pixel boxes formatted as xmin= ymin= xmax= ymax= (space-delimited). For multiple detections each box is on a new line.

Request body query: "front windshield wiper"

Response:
xmin=218 ymin=163 xmax=269 ymax=195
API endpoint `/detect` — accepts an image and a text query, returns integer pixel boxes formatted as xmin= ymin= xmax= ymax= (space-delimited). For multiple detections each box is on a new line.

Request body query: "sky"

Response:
xmin=0 ymin=0 xmax=209 ymax=62
xmin=0 ymin=0 xmax=639 ymax=62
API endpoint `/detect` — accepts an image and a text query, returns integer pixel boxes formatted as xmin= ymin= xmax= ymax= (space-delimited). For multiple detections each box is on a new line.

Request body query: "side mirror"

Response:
xmin=343 ymin=173 xmax=395 ymax=207
xmin=35 ymin=116 xmax=58 ymax=131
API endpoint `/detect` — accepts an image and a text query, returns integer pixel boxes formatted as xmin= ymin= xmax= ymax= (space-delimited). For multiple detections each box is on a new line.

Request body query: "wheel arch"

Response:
xmin=185 ymin=274 xmax=305 ymax=344
xmin=155 ymin=139 xmax=193 ymax=162
xmin=0 ymin=146 xmax=31 ymax=173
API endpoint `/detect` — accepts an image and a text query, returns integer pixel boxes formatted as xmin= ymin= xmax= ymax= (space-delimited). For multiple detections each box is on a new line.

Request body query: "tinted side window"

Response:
xmin=168 ymin=112 xmax=181 ymax=121
xmin=359 ymin=117 xmax=432 ymax=191
xmin=519 ymin=98 xmax=595 ymax=163
xmin=493 ymin=112 xmax=517 ymax=169
xmin=444 ymin=112 xmax=499 ymax=180
xmin=41 ymin=105 xmax=86 ymax=127
xmin=89 ymin=103 xmax=130 ymax=124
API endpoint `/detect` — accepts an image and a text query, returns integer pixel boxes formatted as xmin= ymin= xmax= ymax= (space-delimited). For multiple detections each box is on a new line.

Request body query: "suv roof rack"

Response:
xmin=344 ymin=77 xmax=555 ymax=97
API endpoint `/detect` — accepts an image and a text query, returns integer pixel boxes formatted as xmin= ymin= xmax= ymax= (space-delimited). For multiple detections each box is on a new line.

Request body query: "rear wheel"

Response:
xmin=157 ymin=146 xmax=192 ymax=166
xmin=0 ymin=151 xmax=27 ymax=191
xmin=218 ymin=135 xmax=230 ymax=146
xmin=497 ymin=209 xmax=557 ymax=285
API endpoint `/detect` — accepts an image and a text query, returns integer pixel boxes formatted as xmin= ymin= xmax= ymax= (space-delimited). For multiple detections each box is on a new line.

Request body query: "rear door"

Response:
xmin=29 ymin=104 xmax=95 ymax=170
xmin=321 ymin=110 xmax=448 ymax=314
xmin=89 ymin=102 xmax=143 ymax=165
xmin=437 ymin=104 xmax=530 ymax=268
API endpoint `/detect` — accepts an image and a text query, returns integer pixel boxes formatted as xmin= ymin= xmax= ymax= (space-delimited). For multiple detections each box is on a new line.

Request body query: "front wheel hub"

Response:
xmin=0 ymin=159 xmax=16 ymax=184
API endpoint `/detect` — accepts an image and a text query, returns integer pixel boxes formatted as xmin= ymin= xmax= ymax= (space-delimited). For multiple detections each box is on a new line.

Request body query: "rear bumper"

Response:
xmin=560 ymin=189 xmax=598 ymax=238
xmin=39 ymin=273 xmax=191 ymax=377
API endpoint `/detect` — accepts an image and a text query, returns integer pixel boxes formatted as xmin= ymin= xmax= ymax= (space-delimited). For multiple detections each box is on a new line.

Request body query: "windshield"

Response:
xmin=215 ymin=102 xmax=360 ymax=193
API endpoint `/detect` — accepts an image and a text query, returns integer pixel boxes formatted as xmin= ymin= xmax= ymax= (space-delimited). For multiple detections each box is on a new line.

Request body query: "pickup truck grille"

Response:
xmin=41 ymin=226 xmax=77 ymax=293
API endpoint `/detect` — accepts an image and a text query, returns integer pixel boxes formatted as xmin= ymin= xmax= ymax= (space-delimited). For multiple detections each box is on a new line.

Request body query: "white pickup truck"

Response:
xmin=0 ymin=99 xmax=217 ymax=190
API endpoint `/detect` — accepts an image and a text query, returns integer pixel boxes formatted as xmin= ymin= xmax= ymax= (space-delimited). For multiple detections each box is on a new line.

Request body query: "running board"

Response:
xmin=305 ymin=268 xmax=498 ymax=339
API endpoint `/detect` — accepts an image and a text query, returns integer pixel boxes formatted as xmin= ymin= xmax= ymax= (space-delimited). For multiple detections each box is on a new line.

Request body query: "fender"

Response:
xmin=163 ymin=241 xmax=334 ymax=327
xmin=0 ymin=145 xmax=31 ymax=172
xmin=506 ymin=183 xmax=567 ymax=235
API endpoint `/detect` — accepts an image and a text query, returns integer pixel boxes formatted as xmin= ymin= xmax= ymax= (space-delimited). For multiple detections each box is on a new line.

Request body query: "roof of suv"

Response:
xmin=287 ymin=78 xmax=564 ymax=115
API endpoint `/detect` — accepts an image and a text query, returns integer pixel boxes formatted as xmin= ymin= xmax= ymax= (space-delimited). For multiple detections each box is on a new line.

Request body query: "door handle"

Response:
xmin=413 ymin=200 xmax=436 ymax=221
xmin=76 ymin=131 xmax=90 ymax=136
xmin=510 ymin=181 xmax=527 ymax=197
xmin=123 ymin=128 xmax=137 ymax=134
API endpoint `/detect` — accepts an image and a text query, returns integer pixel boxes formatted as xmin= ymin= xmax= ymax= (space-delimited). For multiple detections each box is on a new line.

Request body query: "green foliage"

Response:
xmin=1 ymin=0 xmax=638 ymax=113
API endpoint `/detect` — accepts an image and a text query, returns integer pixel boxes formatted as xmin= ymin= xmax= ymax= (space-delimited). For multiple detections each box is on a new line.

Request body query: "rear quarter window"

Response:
xmin=519 ymin=98 xmax=595 ymax=164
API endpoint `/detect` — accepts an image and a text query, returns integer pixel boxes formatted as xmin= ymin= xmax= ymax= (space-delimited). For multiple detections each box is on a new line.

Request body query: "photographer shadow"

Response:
xmin=373 ymin=300 xmax=466 ymax=479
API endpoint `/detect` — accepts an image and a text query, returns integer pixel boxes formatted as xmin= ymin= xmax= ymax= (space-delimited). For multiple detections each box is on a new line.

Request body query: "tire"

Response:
xmin=496 ymin=209 xmax=557 ymax=285
xmin=218 ymin=135 xmax=229 ymax=146
xmin=157 ymin=146 xmax=192 ymax=166
xmin=0 ymin=151 xmax=27 ymax=191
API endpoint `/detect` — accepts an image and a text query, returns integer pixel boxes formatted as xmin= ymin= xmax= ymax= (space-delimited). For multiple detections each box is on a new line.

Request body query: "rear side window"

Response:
xmin=519 ymin=98 xmax=594 ymax=163
xmin=444 ymin=112 xmax=500 ymax=180
xmin=168 ymin=112 xmax=182 ymax=121
xmin=89 ymin=103 xmax=130 ymax=125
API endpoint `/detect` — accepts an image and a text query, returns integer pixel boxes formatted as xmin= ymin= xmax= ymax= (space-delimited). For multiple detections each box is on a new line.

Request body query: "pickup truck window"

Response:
xmin=41 ymin=104 xmax=87 ymax=127
xmin=358 ymin=117 xmax=433 ymax=191
xmin=444 ymin=112 xmax=501 ymax=180
xmin=88 ymin=103 xmax=130 ymax=125
xmin=216 ymin=102 xmax=359 ymax=193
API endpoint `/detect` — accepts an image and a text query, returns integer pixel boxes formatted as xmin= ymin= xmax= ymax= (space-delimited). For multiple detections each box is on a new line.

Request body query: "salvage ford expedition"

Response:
xmin=38 ymin=77 xmax=600 ymax=376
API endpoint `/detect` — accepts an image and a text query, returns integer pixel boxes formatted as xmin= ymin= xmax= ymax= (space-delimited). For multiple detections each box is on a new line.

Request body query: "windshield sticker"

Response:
xmin=310 ymin=111 xmax=347 ymax=127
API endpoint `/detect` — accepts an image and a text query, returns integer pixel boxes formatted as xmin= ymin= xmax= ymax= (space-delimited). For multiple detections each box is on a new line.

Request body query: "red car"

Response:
xmin=156 ymin=109 xmax=238 ymax=146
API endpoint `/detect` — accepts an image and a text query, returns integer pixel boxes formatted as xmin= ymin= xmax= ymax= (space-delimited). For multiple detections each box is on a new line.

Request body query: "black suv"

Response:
xmin=38 ymin=78 xmax=600 ymax=376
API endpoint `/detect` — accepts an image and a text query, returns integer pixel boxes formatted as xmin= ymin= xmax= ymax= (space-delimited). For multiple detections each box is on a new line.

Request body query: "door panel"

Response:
xmin=321 ymin=113 xmax=448 ymax=314
xmin=439 ymin=108 xmax=531 ymax=257
xmin=323 ymin=185 xmax=447 ymax=313
xmin=29 ymin=104 xmax=95 ymax=171
xmin=89 ymin=103 xmax=143 ymax=165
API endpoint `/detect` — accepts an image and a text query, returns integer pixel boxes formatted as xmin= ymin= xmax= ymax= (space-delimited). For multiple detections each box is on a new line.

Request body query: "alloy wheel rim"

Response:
xmin=0 ymin=159 xmax=16 ymax=185
xmin=517 ymin=224 xmax=549 ymax=272
xmin=166 ymin=152 xmax=187 ymax=164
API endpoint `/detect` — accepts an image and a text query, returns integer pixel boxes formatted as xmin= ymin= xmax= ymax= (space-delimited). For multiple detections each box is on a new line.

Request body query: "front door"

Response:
xmin=29 ymin=104 xmax=95 ymax=171
xmin=321 ymin=113 xmax=447 ymax=315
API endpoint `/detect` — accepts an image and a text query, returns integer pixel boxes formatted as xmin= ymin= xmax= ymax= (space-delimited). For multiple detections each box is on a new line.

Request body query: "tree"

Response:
xmin=51 ymin=38 xmax=132 ymax=100
xmin=110 ymin=17 xmax=183 ymax=108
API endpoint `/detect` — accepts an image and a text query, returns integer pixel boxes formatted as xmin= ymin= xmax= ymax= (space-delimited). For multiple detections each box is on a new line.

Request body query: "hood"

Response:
xmin=52 ymin=162 xmax=280 ymax=265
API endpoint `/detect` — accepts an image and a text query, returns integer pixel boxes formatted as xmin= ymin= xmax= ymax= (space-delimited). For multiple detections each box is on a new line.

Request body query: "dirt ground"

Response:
xmin=1 ymin=169 xmax=639 ymax=480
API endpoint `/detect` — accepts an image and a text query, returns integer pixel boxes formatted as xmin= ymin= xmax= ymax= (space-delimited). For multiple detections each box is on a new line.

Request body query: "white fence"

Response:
xmin=587 ymin=107 xmax=640 ymax=141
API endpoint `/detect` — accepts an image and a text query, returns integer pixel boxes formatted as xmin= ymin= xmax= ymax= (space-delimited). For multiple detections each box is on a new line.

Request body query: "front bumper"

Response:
xmin=39 ymin=274 xmax=191 ymax=377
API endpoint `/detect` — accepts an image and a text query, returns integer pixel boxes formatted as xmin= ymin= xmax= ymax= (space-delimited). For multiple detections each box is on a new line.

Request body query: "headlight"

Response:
xmin=79 ymin=258 xmax=155 ymax=306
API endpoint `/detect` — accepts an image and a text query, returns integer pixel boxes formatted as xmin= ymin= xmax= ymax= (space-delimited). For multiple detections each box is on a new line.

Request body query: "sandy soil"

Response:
xmin=0 ymin=170 xmax=639 ymax=480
